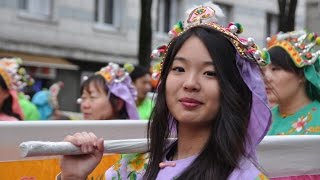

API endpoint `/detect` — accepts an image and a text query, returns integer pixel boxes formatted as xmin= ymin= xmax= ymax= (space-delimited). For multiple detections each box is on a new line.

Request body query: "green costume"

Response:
xmin=137 ymin=97 xmax=153 ymax=120
xmin=268 ymin=101 xmax=320 ymax=135
xmin=18 ymin=93 xmax=40 ymax=120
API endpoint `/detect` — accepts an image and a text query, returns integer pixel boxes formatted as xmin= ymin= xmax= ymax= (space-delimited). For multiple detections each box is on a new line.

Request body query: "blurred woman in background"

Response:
xmin=263 ymin=30 xmax=320 ymax=136
xmin=129 ymin=65 xmax=153 ymax=120
xmin=78 ymin=62 xmax=139 ymax=120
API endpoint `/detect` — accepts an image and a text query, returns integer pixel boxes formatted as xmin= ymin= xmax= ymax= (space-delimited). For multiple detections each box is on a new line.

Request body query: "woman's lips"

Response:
xmin=179 ymin=97 xmax=203 ymax=108
xmin=83 ymin=113 xmax=91 ymax=118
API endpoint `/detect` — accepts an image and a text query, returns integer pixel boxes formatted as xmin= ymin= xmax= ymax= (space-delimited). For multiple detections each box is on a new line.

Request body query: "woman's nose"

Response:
xmin=81 ymin=99 xmax=91 ymax=109
xmin=262 ymin=70 xmax=272 ymax=82
xmin=183 ymin=73 xmax=200 ymax=91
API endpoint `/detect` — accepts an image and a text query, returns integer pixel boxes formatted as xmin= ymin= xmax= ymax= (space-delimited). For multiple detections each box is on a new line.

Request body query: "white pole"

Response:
xmin=19 ymin=138 xmax=176 ymax=157
xmin=19 ymin=139 xmax=150 ymax=157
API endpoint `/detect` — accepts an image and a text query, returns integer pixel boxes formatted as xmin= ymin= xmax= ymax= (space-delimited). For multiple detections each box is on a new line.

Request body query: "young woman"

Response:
xmin=59 ymin=3 xmax=271 ymax=180
xmin=129 ymin=65 xmax=153 ymax=120
xmin=79 ymin=62 xmax=139 ymax=120
xmin=263 ymin=30 xmax=320 ymax=135
xmin=0 ymin=57 xmax=33 ymax=121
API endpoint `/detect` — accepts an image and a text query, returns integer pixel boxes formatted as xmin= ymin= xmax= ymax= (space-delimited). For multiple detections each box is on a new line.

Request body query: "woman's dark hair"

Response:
xmin=268 ymin=46 xmax=303 ymax=75
xmin=145 ymin=27 xmax=252 ymax=179
xmin=130 ymin=65 xmax=150 ymax=82
xmin=268 ymin=46 xmax=320 ymax=101
xmin=80 ymin=75 xmax=129 ymax=119
xmin=0 ymin=75 xmax=22 ymax=120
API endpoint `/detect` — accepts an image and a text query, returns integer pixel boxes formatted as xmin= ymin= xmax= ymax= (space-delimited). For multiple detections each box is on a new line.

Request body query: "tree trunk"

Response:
xmin=138 ymin=0 xmax=153 ymax=68
xmin=287 ymin=0 xmax=297 ymax=31
xmin=278 ymin=0 xmax=287 ymax=32
xmin=277 ymin=0 xmax=297 ymax=32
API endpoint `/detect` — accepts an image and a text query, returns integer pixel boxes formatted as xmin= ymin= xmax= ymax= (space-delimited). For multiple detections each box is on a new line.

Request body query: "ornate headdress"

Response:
xmin=150 ymin=3 xmax=271 ymax=173
xmin=267 ymin=30 xmax=320 ymax=67
xmin=0 ymin=57 xmax=34 ymax=90
xmin=267 ymin=30 xmax=320 ymax=99
xmin=95 ymin=63 xmax=135 ymax=84
xmin=151 ymin=2 xmax=270 ymax=79
xmin=79 ymin=62 xmax=139 ymax=120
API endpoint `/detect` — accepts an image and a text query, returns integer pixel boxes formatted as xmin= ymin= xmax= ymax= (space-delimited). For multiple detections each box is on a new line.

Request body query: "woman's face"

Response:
xmin=80 ymin=82 xmax=115 ymax=120
xmin=262 ymin=63 xmax=305 ymax=105
xmin=165 ymin=36 xmax=221 ymax=127
xmin=133 ymin=74 xmax=152 ymax=101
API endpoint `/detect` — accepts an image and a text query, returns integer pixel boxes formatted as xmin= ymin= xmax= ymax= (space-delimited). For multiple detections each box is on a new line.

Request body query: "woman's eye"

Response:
xmin=271 ymin=67 xmax=281 ymax=71
xmin=172 ymin=67 xmax=185 ymax=72
xmin=90 ymin=96 xmax=99 ymax=99
xmin=204 ymin=71 xmax=217 ymax=77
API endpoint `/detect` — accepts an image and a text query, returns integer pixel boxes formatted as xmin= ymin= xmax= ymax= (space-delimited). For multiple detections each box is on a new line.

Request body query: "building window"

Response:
xmin=94 ymin=0 xmax=120 ymax=28
xmin=19 ymin=0 xmax=53 ymax=19
xmin=154 ymin=0 xmax=180 ymax=33
xmin=266 ymin=13 xmax=278 ymax=38
xmin=213 ymin=2 xmax=232 ymax=27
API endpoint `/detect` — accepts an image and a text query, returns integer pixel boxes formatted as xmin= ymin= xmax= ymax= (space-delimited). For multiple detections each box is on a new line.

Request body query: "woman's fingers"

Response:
xmin=97 ymin=138 xmax=104 ymax=153
xmin=75 ymin=132 xmax=87 ymax=152
xmin=64 ymin=134 xmax=81 ymax=146
xmin=81 ymin=132 xmax=96 ymax=153
xmin=88 ymin=132 xmax=98 ymax=147
xmin=64 ymin=132 xmax=100 ymax=153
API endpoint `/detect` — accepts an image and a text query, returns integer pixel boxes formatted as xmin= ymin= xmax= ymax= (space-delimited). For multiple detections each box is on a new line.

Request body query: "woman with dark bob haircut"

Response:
xmin=263 ymin=30 xmax=320 ymax=136
xmin=58 ymin=3 xmax=271 ymax=180
xmin=262 ymin=30 xmax=320 ymax=179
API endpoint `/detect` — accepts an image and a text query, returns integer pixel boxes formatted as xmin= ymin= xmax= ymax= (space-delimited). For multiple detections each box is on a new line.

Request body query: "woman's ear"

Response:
xmin=299 ymin=75 xmax=306 ymax=84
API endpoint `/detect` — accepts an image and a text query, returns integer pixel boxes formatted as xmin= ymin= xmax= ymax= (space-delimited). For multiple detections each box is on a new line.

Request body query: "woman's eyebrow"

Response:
xmin=173 ymin=56 xmax=187 ymax=62
xmin=202 ymin=61 xmax=214 ymax=66
xmin=174 ymin=56 xmax=213 ymax=65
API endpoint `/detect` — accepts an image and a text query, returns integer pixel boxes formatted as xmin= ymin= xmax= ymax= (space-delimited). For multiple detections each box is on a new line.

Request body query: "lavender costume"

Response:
xmin=106 ymin=73 xmax=139 ymax=120
xmin=103 ymin=55 xmax=271 ymax=180
xmin=105 ymin=3 xmax=271 ymax=180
